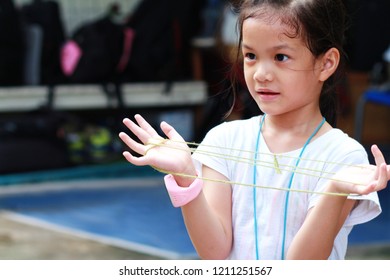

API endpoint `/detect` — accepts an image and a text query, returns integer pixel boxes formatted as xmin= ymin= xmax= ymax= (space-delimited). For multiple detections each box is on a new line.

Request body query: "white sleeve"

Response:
xmin=309 ymin=140 xmax=382 ymax=227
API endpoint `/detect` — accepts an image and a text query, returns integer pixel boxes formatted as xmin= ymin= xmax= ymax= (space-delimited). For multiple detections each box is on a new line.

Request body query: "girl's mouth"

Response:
xmin=257 ymin=89 xmax=279 ymax=96
xmin=256 ymin=90 xmax=280 ymax=100
xmin=259 ymin=91 xmax=278 ymax=95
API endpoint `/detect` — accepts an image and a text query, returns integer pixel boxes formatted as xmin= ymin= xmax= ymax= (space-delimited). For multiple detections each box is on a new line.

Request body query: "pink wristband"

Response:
xmin=164 ymin=174 xmax=203 ymax=207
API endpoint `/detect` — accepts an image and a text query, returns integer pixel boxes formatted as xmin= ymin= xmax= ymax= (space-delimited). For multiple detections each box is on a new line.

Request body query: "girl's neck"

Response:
xmin=261 ymin=113 xmax=331 ymax=154
xmin=265 ymin=112 xmax=324 ymax=132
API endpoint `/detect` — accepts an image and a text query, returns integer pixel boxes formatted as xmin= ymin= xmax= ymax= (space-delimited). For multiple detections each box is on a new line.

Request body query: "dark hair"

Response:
xmin=229 ymin=0 xmax=347 ymax=126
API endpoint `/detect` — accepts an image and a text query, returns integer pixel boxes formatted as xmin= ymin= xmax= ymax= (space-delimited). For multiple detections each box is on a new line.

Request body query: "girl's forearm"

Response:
xmin=286 ymin=182 xmax=354 ymax=259
xmin=181 ymin=191 xmax=233 ymax=260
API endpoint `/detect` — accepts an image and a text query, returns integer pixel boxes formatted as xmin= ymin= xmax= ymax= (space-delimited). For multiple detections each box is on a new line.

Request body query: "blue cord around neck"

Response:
xmin=252 ymin=114 xmax=326 ymax=260
xmin=252 ymin=114 xmax=265 ymax=260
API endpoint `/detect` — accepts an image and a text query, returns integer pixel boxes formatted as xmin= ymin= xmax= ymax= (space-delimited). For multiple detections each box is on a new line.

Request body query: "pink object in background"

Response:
xmin=116 ymin=28 xmax=135 ymax=73
xmin=61 ymin=40 xmax=82 ymax=76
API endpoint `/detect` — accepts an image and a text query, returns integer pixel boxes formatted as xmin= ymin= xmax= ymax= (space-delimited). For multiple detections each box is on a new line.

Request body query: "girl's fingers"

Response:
xmin=376 ymin=163 xmax=389 ymax=191
xmin=122 ymin=117 xmax=153 ymax=144
xmin=160 ymin=121 xmax=185 ymax=142
xmin=122 ymin=151 xmax=136 ymax=164
xmin=371 ymin=144 xmax=386 ymax=179
xmin=118 ymin=132 xmax=147 ymax=156
xmin=134 ymin=114 xmax=161 ymax=139
xmin=371 ymin=145 xmax=386 ymax=164
xmin=122 ymin=151 xmax=149 ymax=166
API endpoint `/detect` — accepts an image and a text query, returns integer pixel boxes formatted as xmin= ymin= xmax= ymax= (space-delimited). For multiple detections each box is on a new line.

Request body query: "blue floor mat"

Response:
xmin=0 ymin=177 xmax=197 ymax=259
xmin=0 ymin=161 xmax=157 ymax=186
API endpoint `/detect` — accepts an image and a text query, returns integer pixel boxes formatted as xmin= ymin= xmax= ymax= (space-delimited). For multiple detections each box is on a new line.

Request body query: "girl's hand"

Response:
xmin=331 ymin=145 xmax=390 ymax=195
xmin=119 ymin=114 xmax=196 ymax=185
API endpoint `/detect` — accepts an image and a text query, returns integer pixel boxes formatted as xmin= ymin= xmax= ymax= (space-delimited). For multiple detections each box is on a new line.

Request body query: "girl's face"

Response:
xmin=242 ymin=16 xmax=324 ymax=117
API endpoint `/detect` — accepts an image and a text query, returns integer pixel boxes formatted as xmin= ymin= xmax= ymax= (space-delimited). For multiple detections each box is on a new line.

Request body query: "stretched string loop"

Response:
xmin=144 ymin=137 xmax=370 ymax=196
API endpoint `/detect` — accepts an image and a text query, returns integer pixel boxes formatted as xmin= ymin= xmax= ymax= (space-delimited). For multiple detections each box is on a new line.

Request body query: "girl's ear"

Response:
xmin=319 ymin=47 xmax=340 ymax=82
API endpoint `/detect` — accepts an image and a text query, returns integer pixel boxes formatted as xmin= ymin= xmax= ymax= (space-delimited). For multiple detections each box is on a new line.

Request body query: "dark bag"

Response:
xmin=20 ymin=0 xmax=66 ymax=84
xmin=0 ymin=0 xmax=24 ymax=86
xmin=61 ymin=16 xmax=134 ymax=84
xmin=122 ymin=0 xmax=204 ymax=82
xmin=61 ymin=1 xmax=203 ymax=84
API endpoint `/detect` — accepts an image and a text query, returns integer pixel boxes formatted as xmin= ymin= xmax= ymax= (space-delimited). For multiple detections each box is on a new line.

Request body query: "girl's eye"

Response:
xmin=275 ymin=54 xmax=288 ymax=62
xmin=245 ymin=53 xmax=256 ymax=60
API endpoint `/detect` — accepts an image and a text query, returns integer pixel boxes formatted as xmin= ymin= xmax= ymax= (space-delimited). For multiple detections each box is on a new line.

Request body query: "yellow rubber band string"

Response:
xmin=170 ymin=139 xmax=374 ymax=173
xmin=138 ymin=136 xmax=372 ymax=197
xmin=151 ymin=165 xmax=359 ymax=197
xmin=155 ymin=139 xmax=370 ymax=189
xmin=144 ymin=138 xmax=168 ymax=155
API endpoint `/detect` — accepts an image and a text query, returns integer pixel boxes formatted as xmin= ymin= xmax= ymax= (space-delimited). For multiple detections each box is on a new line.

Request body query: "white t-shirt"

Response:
xmin=192 ymin=116 xmax=381 ymax=260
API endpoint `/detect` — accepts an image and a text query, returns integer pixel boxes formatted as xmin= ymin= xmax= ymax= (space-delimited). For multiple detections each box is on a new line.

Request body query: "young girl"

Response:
xmin=119 ymin=0 xmax=390 ymax=260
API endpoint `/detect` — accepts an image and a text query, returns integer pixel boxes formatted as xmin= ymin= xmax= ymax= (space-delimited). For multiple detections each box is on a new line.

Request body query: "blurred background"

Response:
xmin=0 ymin=0 xmax=388 ymax=260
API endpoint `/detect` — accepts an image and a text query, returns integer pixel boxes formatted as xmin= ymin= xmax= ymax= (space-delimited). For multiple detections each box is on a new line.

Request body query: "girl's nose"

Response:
xmin=253 ymin=63 xmax=273 ymax=82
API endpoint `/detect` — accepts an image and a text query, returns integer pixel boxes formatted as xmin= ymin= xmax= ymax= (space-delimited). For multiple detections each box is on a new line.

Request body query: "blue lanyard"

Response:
xmin=253 ymin=114 xmax=326 ymax=260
